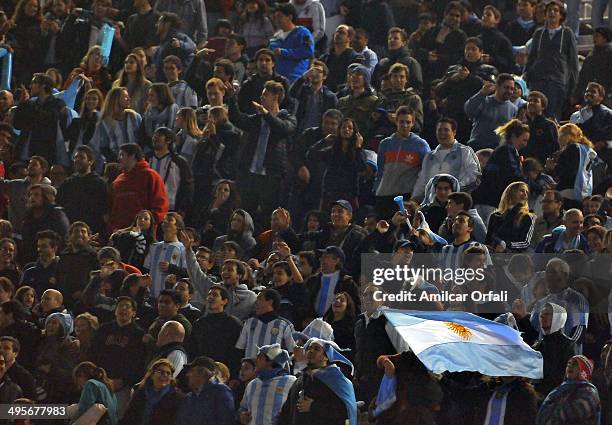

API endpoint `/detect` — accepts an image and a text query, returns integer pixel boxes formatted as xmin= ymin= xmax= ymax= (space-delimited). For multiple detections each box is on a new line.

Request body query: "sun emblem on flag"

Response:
xmin=445 ymin=322 xmax=472 ymax=340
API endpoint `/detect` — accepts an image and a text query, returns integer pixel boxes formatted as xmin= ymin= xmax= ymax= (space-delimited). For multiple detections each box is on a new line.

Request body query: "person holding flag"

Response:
xmin=278 ymin=337 xmax=357 ymax=425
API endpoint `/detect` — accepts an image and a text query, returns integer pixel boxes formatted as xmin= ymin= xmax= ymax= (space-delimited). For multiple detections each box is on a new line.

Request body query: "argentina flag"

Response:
xmin=383 ymin=309 xmax=543 ymax=379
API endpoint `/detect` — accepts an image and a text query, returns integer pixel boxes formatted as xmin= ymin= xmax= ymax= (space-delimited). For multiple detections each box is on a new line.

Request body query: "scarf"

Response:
xmin=483 ymin=384 xmax=512 ymax=425
xmin=517 ymin=17 xmax=535 ymax=30
xmin=143 ymin=383 xmax=172 ymax=425
xmin=144 ymin=105 xmax=175 ymax=137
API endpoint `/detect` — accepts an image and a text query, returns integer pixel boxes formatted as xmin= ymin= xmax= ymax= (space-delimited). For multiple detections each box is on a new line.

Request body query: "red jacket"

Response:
xmin=109 ymin=160 xmax=169 ymax=232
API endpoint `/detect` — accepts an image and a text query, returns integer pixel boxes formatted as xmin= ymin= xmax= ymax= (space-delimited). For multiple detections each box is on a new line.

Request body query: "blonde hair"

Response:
xmin=101 ymin=86 xmax=134 ymax=121
xmin=81 ymin=45 xmax=103 ymax=69
xmin=558 ymin=123 xmax=594 ymax=149
xmin=495 ymin=119 xmax=530 ymax=145
xmin=497 ymin=182 xmax=532 ymax=224
xmin=177 ymin=107 xmax=203 ymax=138
xmin=75 ymin=313 xmax=100 ymax=332
xmin=139 ymin=358 xmax=176 ymax=387
xmin=215 ymin=362 xmax=230 ymax=384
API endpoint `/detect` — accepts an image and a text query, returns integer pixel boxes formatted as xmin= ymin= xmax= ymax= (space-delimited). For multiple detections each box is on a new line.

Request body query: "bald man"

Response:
xmin=36 ymin=289 xmax=67 ymax=333
xmin=0 ymin=90 xmax=14 ymax=123
xmin=154 ymin=321 xmax=187 ymax=377
xmin=535 ymin=209 xmax=589 ymax=254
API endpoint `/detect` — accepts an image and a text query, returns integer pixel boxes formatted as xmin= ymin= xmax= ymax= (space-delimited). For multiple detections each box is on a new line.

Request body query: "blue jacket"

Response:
xmin=269 ymin=26 xmax=314 ymax=83
xmin=153 ymin=30 xmax=196 ymax=82
xmin=464 ymin=92 xmax=517 ymax=150
xmin=177 ymin=381 xmax=235 ymax=425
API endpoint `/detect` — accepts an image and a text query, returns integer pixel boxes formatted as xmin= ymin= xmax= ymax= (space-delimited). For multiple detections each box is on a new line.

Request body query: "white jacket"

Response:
xmin=412 ymin=141 xmax=481 ymax=201
xmin=291 ymin=0 xmax=326 ymax=42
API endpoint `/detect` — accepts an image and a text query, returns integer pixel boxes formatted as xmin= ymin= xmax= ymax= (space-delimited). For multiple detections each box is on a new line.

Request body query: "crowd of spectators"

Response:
xmin=0 ymin=0 xmax=609 ymax=423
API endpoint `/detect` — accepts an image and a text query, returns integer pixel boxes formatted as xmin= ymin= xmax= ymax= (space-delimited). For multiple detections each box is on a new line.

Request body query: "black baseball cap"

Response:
xmin=184 ymin=356 xmax=217 ymax=372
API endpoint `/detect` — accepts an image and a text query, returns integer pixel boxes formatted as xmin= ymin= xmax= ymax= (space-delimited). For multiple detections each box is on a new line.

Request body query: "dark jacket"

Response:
xmin=472 ymin=144 xmax=523 ymax=208
xmin=485 ymin=207 xmax=535 ymax=252
xmin=238 ymin=72 xmax=293 ymax=115
xmin=307 ymin=138 xmax=366 ymax=199
xmin=0 ymin=321 xmax=41 ymax=370
xmin=577 ymin=104 xmax=612 ymax=143
xmin=289 ymin=76 xmax=338 ymax=133
xmin=479 ymin=27 xmax=517 ymax=74
xmin=535 ymin=231 xmax=589 ymax=254
xmin=575 ymin=42 xmax=612 ymax=97
xmin=21 ymin=206 xmax=70 ymax=265
xmin=8 ymin=16 xmax=44 ymax=86
xmin=360 ymin=0 xmax=395 ymax=50
xmin=503 ymin=19 xmax=537 ymax=46
xmin=121 ymin=383 xmax=184 ymax=425
xmin=191 ymin=132 xmax=224 ymax=204
xmin=189 ymin=312 xmax=243 ymax=378
xmin=13 ymin=95 xmax=69 ymax=165
xmin=214 ymin=121 xmax=242 ymax=180
xmin=522 ymin=114 xmax=559 ymax=165
xmin=278 ymin=368 xmax=349 ymax=425
xmin=55 ymin=246 xmax=99 ymax=307
xmin=533 ymin=331 xmax=576 ymax=396
xmin=472 ymin=379 xmax=537 ymax=425
xmin=56 ymin=12 xmax=94 ymax=73
xmin=176 ymin=381 xmax=235 ymax=425
xmin=374 ymin=47 xmax=423 ymax=94
xmin=227 ymin=96 xmax=297 ymax=177
xmin=0 ymin=374 xmax=22 ymax=405
xmin=305 ymin=272 xmax=360 ymax=315
xmin=301 ymin=224 xmax=367 ymax=277
xmin=124 ymin=9 xmax=161 ymax=51
xmin=275 ymin=282 xmax=313 ymax=329
xmin=57 ymin=172 xmax=108 ymax=235
xmin=525 ymin=25 xmax=578 ymax=95
xmin=354 ymin=313 xmax=396 ymax=404
xmin=20 ymin=258 xmax=60 ymax=297
xmin=90 ymin=321 xmax=146 ymax=387
xmin=415 ymin=25 xmax=467 ymax=83
xmin=319 ymin=48 xmax=362 ymax=92
xmin=325 ymin=315 xmax=356 ymax=356
xmin=6 ymin=362 xmax=36 ymax=400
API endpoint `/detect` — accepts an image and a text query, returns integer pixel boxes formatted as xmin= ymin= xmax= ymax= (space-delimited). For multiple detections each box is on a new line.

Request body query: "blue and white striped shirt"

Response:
xmin=144 ymin=241 xmax=187 ymax=298
xmin=240 ymin=374 xmax=297 ymax=425
xmin=236 ymin=317 xmax=296 ymax=359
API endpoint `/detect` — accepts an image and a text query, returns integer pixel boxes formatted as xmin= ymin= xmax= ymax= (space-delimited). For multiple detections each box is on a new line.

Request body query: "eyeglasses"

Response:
xmin=153 ymin=369 xmax=172 ymax=377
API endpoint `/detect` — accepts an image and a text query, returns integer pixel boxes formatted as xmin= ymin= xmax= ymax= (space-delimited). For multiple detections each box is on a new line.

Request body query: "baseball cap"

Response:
xmin=393 ymin=239 xmax=417 ymax=252
xmin=183 ymin=356 xmax=217 ymax=372
xmin=317 ymin=246 xmax=346 ymax=263
xmin=331 ymin=199 xmax=353 ymax=214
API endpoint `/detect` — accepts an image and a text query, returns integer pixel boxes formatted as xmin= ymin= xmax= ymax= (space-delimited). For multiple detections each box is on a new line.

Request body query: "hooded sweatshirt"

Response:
xmin=374 ymin=131 xmax=430 ymax=196
xmin=533 ymin=303 xmax=576 ymax=395
xmin=109 ymin=160 xmax=169 ymax=232
xmin=412 ymin=142 xmax=480 ymax=201
xmin=212 ymin=209 xmax=257 ymax=260
xmin=292 ymin=0 xmax=326 ymax=43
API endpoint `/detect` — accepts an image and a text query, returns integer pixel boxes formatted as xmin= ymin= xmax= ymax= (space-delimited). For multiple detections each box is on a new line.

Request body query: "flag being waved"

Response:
xmin=383 ymin=309 xmax=543 ymax=379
